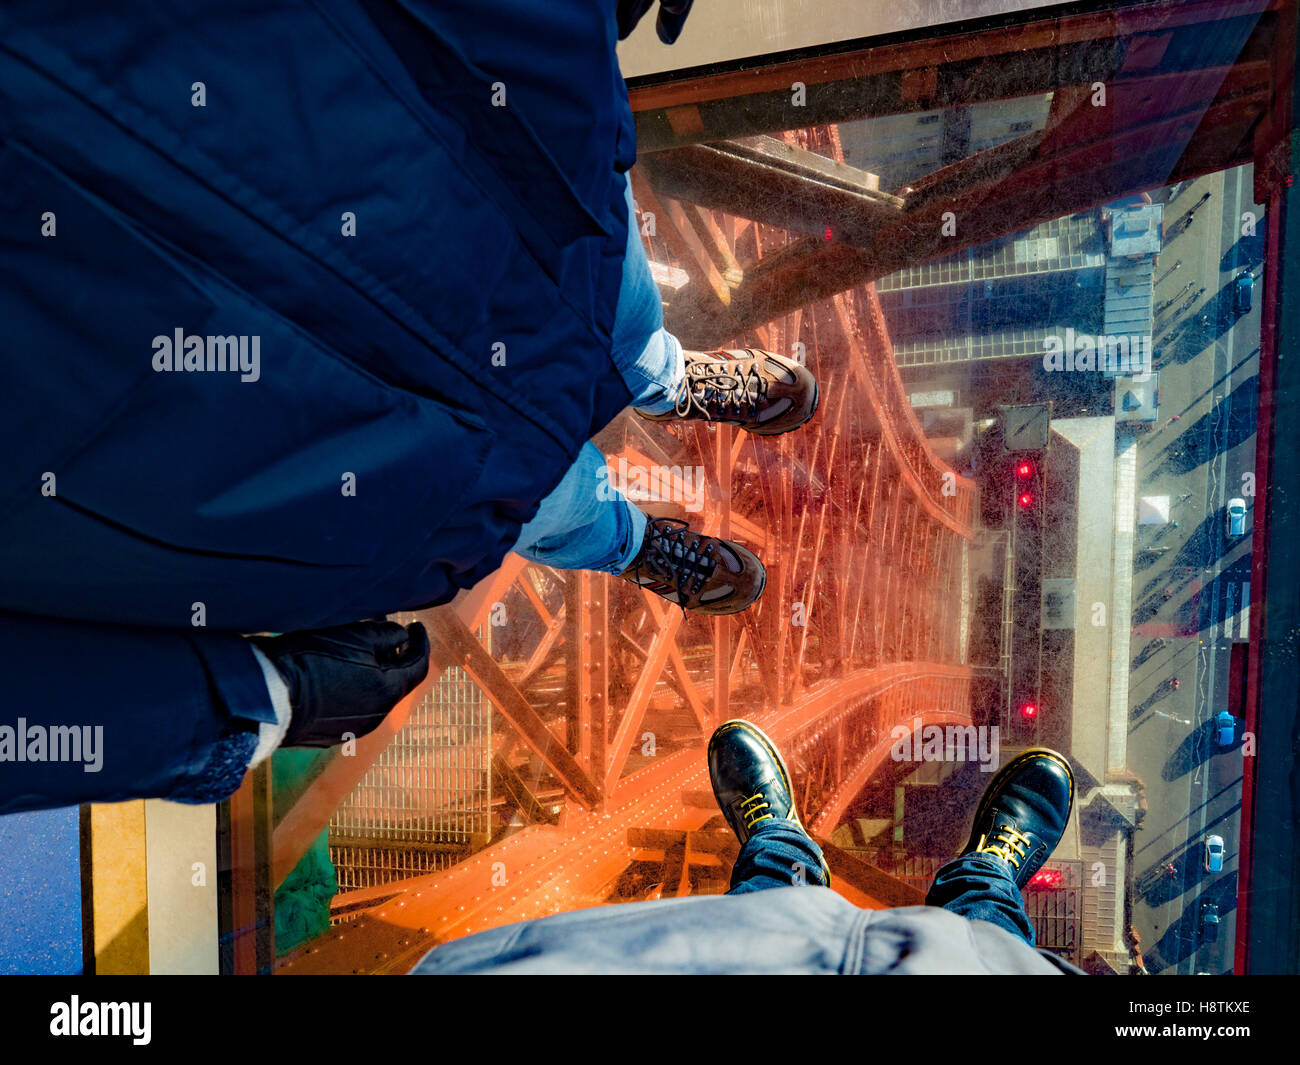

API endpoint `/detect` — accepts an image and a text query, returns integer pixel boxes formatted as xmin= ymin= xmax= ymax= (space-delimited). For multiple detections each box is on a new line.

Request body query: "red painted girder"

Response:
xmin=809 ymin=707 xmax=976 ymax=836
xmin=281 ymin=663 xmax=970 ymax=973
xmin=431 ymin=609 xmax=603 ymax=808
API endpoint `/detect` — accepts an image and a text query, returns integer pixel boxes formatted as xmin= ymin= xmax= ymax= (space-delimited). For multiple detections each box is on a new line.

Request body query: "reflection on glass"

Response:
xmin=245 ymin=3 xmax=1282 ymax=976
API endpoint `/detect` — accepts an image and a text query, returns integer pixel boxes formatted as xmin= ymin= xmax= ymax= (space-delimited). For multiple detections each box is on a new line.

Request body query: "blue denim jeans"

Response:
xmin=727 ymin=822 xmax=1036 ymax=947
xmin=924 ymin=852 xmax=1036 ymax=945
xmin=727 ymin=821 xmax=833 ymax=894
xmin=512 ymin=175 xmax=684 ymax=574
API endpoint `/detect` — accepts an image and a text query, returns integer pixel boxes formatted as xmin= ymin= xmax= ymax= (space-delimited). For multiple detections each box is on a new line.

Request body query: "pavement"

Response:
xmin=1125 ymin=166 xmax=1262 ymax=974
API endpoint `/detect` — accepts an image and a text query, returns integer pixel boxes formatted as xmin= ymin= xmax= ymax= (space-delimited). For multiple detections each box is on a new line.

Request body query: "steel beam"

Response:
xmin=631 ymin=0 xmax=1279 ymax=151
xmin=280 ymin=666 xmax=972 ymax=973
xmin=639 ymin=135 xmax=903 ymax=244
xmin=431 ymin=610 xmax=602 ymax=808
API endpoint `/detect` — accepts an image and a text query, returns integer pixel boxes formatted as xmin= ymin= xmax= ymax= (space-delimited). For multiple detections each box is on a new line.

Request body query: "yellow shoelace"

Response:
xmin=977 ymin=825 xmax=1031 ymax=868
xmin=740 ymin=792 xmax=774 ymax=830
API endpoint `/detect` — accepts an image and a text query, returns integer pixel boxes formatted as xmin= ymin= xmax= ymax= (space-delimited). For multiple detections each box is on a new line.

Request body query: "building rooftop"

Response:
xmin=1106 ymin=203 xmax=1165 ymax=258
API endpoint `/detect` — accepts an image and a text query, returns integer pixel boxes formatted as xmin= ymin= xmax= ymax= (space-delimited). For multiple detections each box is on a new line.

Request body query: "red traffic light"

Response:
xmin=1019 ymin=701 xmax=1039 ymax=720
xmin=1018 ymin=491 xmax=1034 ymax=507
xmin=1015 ymin=460 xmax=1035 ymax=478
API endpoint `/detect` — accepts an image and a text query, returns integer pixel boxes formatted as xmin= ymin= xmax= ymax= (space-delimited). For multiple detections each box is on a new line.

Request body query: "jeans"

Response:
xmin=727 ymin=821 xmax=832 ymax=895
xmin=924 ymin=852 xmax=1037 ymax=945
xmin=727 ymin=821 xmax=1036 ymax=947
xmin=512 ymin=175 xmax=684 ymax=574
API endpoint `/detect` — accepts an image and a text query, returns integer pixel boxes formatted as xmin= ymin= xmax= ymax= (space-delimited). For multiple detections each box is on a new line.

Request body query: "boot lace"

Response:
xmin=671 ymin=352 xmax=769 ymax=422
xmin=977 ymin=825 xmax=1031 ymax=869
xmin=630 ymin=518 xmax=720 ymax=612
xmin=739 ymin=792 xmax=774 ymax=830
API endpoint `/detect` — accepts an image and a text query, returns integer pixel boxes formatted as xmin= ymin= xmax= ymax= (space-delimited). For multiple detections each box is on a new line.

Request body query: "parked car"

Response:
xmin=1204 ymin=834 xmax=1225 ymax=873
xmin=1234 ymin=271 xmax=1254 ymax=313
xmin=1201 ymin=902 xmax=1221 ymax=942
xmin=1226 ymin=497 xmax=1247 ymax=538
xmin=1215 ymin=710 xmax=1237 ymax=747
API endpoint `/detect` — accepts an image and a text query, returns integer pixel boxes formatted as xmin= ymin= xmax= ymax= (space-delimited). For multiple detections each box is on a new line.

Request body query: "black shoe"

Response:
xmin=961 ymin=748 xmax=1074 ymax=889
xmin=707 ymin=719 xmax=831 ymax=884
xmin=253 ymin=620 xmax=430 ymax=749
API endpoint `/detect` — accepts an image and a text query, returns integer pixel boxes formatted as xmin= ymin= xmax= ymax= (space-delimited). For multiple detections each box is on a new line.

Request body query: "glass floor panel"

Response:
xmin=195 ymin=1 xmax=1293 ymax=976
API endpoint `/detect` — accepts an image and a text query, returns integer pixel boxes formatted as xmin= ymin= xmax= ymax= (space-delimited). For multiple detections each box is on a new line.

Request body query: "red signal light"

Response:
xmin=1019 ymin=701 xmax=1038 ymax=720
xmin=1018 ymin=491 xmax=1034 ymax=507
xmin=1016 ymin=461 xmax=1034 ymax=478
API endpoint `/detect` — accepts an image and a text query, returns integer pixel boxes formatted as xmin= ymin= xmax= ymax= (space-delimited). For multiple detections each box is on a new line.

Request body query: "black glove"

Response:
xmin=617 ymin=0 xmax=694 ymax=43
xmin=251 ymin=620 xmax=431 ymax=749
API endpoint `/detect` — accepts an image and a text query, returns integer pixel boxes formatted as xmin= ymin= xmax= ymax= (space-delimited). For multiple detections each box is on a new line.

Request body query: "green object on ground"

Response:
xmin=271 ymin=748 xmax=339 ymax=956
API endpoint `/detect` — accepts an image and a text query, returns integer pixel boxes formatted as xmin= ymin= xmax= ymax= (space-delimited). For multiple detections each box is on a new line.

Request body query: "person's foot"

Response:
xmin=620 ymin=517 xmax=765 ymax=615
xmin=960 ymin=748 xmax=1074 ymax=889
xmin=708 ymin=719 xmax=831 ymax=882
xmin=251 ymin=620 xmax=430 ymax=749
xmin=637 ymin=347 xmax=818 ymax=436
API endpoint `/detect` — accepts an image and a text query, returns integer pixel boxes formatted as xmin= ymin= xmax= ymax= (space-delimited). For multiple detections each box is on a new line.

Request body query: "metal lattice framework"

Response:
xmin=278 ymin=126 xmax=978 ymax=973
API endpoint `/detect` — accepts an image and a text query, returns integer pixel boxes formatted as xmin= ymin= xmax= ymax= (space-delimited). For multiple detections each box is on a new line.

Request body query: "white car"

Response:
xmin=1204 ymin=834 xmax=1225 ymax=873
xmin=1226 ymin=498 xmax=1247 ymax=538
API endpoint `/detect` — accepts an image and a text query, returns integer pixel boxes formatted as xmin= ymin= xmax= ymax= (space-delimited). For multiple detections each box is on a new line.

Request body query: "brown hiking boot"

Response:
xmin=637 ymin=347 xmax=818 ymax=436
xmin=620 ymin=517 xmax=766 ymax=615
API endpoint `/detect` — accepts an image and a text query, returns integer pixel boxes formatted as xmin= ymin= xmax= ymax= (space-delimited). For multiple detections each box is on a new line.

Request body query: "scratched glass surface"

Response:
xmin=224 ymin=4 xmax=1280 ymax=975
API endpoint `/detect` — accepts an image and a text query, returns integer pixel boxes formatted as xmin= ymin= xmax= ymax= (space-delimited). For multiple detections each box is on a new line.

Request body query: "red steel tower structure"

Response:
xmin=220 ymin=0 xmax=1294 ymax=974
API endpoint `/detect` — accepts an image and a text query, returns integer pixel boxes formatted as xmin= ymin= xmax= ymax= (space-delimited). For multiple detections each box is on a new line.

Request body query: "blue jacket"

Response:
xmin=1 ymin=0 xmax=634 ymax=631
xmin=0 ymin=1 xmax=635 ymax=809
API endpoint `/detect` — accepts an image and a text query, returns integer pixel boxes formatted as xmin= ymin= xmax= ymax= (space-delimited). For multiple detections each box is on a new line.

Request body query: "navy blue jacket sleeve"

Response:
xmin=0 ymin=611 xmax=272 ymax=814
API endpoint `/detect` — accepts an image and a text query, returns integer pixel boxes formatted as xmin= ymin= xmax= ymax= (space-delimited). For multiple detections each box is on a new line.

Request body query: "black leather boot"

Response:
xmin=252 ymin=620 xmax=430 ymax=748
xmin=708 ymin=719 xmax=831 ymax=884
xmin=960 ymin=748 xmax=1074 ymax=888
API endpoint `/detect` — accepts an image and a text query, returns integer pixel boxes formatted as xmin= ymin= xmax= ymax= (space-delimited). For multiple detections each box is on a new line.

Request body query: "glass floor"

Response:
xmin=8 ymin=1 xmax=1290 ymax=978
